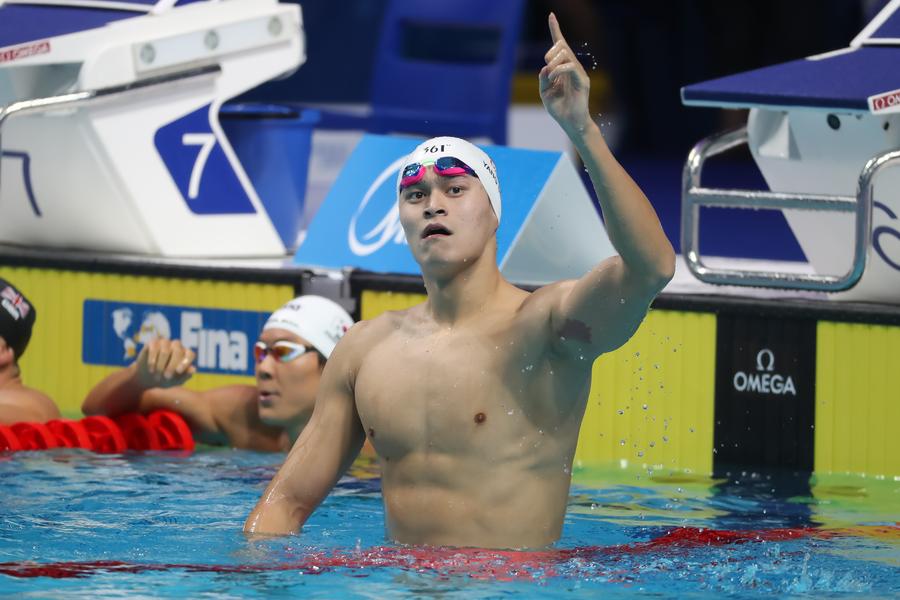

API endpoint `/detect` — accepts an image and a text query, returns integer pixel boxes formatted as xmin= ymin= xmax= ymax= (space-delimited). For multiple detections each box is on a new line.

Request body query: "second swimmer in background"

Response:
xmin=82 ymin=295 xmax=353 ymax=452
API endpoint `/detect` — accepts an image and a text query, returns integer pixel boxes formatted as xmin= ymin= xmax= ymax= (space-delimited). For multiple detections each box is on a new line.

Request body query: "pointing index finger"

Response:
xmin=548 ymin=12 xmax=565 ymax=45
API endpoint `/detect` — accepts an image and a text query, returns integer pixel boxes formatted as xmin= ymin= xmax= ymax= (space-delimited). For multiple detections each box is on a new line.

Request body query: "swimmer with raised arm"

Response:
xmin=245 ymin=14 xmax=675 ymax=548
xmin=82 ymin=296 xmax=353 ymax=451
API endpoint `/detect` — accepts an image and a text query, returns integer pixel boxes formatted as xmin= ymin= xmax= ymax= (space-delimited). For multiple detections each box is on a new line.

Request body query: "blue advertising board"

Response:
xmin=294 ymin=135 xmax=560 ymax=274
xmin=82 ymin=300 xmax=270 ymax=376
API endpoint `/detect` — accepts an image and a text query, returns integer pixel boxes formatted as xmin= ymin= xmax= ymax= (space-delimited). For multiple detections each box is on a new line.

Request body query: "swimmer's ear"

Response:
xmin=0 ymin=342 xmax=13 ymax=367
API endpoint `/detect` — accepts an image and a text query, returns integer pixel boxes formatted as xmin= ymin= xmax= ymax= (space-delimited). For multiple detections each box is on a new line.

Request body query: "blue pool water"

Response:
xmin=0 ymin=449 xmax=897 ymax=598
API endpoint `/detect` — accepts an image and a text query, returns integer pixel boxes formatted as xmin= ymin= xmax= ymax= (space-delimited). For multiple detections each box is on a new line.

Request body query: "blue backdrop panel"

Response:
xmin=294 ymin=134 xmax=557 ymax=275
xmin=0 ymin=6 xmax=138 ymax=48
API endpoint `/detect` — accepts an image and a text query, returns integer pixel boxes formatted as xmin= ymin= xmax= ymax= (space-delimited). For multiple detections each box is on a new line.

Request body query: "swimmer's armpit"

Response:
xmin=559 ymin=319 xmax=593 ymax=344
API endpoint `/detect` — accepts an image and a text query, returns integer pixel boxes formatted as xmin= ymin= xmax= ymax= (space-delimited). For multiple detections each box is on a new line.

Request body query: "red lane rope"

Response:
xmin=0 ymin=524 xmax=873 ymax=581
xmin=0 ymin=411 xmax=192 ymax=454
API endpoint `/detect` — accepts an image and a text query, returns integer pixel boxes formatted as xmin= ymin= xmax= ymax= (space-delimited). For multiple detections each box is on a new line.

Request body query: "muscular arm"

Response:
xmin=81 ymin=339 xmax=217 ymax=434
xmin=244 ymin=328 xmax=366 ymax=536
xmin=540 ymin=13 xmax=675 ymax=356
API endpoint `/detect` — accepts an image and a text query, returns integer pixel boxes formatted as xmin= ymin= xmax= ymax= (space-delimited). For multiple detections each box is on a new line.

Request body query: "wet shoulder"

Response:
xmin=0 ymin=385 xmax=60 ymax=422
xmin=520 ymin=279 xmax=576 ymax=312
xmin=339 ymin=306 xmax=422 ymax=353
xmin=512 ymin=280 xmax=576 ymax=331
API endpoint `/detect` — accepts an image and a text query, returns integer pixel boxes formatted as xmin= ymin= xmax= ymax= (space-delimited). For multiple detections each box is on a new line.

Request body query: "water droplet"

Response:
xmin=637 ymin=451 xmax=644 ymax=458
xmin=619 ymin=298 xmax=626 ymax=304
xmin=634 ymin=351 xmax=640 ymax=357
xmin=649 ymin=441 xmax=655 ymax=447
xmin=642 ymin=404 xmax=648 ymax=410
xmin=662 ymin=436 xmax=669 ymax=443
xmin=619 ymin=439 xmax=626 ymax=446
xmin=653 ymin=363 xmax=660 ymax=369
xmin=689 ymin=427 xmax=695 ymax=433
xmin=617 ymin=409 xmax=624 ymax=415
xmin=507 ymin=409 xmax=514 ymax=416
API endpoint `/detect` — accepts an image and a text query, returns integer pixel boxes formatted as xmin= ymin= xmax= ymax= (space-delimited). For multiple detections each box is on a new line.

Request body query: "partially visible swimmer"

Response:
xmin=0 ymin=277 xmax=60 ymax=424
xmin=82 ymin=296 xmax=353 ymax=451
xmin=245 ymin=13 xmax=675 ymax=548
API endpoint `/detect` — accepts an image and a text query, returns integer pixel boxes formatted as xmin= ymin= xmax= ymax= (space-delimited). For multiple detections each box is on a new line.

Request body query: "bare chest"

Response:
xmin=354 ymin=325 xmax=545 ymax=460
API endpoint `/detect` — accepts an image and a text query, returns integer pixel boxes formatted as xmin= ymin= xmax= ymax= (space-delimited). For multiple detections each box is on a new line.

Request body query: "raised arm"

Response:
xmin=539 ymin=12 xmax=675 ymax=356
xmin=243 ymin=327 xmax=366 ymax=536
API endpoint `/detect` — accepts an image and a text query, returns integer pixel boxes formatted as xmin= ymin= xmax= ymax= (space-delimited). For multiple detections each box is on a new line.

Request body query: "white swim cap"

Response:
xmin=397 ymin=136 xmax=501 ymax=223
xmin=262 ymin=295 xmax=353 ymax=359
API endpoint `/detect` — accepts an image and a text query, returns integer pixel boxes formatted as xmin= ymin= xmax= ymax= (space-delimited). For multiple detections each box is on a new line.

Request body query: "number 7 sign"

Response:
xmin=154 ymin=104 xmax=256 ymax=215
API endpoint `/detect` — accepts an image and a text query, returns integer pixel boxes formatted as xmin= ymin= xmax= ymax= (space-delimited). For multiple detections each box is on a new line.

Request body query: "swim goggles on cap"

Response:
xmin=253 ymin=340 xmax=315 ymax=364
xmin=399 ymin=157 xmax=478 ymax=192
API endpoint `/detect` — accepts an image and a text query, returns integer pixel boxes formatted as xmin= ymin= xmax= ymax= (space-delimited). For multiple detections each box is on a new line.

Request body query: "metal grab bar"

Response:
xmin=0 ymin=64 xmax=221 ymax=202
xmin=681 ymin=126 xmax=900 ymax=291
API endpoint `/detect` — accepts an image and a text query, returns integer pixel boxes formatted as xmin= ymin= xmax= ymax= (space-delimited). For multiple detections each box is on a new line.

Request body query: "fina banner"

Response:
xmin=82 ymin=300 xmax=270 ymax=377
xmin=294 ymin=134 xmax=615 ymax=284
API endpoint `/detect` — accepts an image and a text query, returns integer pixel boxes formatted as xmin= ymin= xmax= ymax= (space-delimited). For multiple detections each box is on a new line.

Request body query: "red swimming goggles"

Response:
xmin=253 ymin=340 xmax=315 ymax=364
xmin=399 ymin=156 xmax=478 ymax=192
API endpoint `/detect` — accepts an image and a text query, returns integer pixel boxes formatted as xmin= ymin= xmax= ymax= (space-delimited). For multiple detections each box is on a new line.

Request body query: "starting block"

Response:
xmin=0 ymin=0 xmax=306 ymax=256
xmin=681 ymin=0 xmax=900 ymax=302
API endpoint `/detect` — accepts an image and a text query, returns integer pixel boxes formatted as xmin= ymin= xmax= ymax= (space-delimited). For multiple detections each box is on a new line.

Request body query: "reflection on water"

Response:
xmin=0 ymin=450 xmax=896 ymax=598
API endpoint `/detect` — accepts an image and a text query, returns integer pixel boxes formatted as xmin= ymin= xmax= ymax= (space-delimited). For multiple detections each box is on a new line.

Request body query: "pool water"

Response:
xmin=0 ymin=449 xmax=897 ymax=598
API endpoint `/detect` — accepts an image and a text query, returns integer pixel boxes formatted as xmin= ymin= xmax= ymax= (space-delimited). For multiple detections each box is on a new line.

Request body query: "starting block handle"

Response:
xmin=681 ymin=126 xmax=900 ymax=291
xmin=0 ymin=63 xmax=220 ymax=126
xmin=0 ymin=64 xmax=221 ymax=200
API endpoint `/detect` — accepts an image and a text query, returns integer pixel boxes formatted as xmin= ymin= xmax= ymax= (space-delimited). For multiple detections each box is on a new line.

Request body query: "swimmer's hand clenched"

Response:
xmin=539 ymin=12 xmax=592 ymax=136
xmin=135 ymin=338 xmax=196 ymax=389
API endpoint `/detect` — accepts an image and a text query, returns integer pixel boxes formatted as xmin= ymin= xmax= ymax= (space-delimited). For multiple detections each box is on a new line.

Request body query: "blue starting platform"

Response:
xmin=677 ymin=0 xmax=900 ymax=303
xmin=682 ymin=1 xmax=900 ymax=113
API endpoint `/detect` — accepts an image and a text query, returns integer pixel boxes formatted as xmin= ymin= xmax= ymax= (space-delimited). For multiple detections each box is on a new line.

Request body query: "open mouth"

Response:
xmin=258 ymin=391 xmax=277 ymax=407
xmin=422 ymin=223 xmax=452 ymax=239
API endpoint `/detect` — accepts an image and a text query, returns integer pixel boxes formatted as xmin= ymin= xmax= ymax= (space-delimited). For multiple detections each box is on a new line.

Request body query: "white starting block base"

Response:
xmin=750 ymin=109 xmax=900 ymax=303
xmin=0 ymin=0 xmax=304 ymax=258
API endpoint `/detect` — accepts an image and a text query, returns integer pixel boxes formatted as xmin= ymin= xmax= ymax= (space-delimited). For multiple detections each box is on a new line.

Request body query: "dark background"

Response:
xmin=251 ymin=0 xmax=878 ymax=155
xmin=244 ymin=0 xmax=886 ymax=259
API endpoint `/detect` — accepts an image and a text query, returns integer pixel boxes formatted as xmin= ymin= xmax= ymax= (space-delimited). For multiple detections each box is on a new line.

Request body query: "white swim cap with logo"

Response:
xmin=397 ymin=136 xmax=502 ymax=223
xmin=262 ymin=295 xmax=353 ymax=359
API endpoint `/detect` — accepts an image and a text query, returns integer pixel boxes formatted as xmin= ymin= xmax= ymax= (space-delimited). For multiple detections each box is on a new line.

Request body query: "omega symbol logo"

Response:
xmin=756 ymin=348 xmax=775 ymax=372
